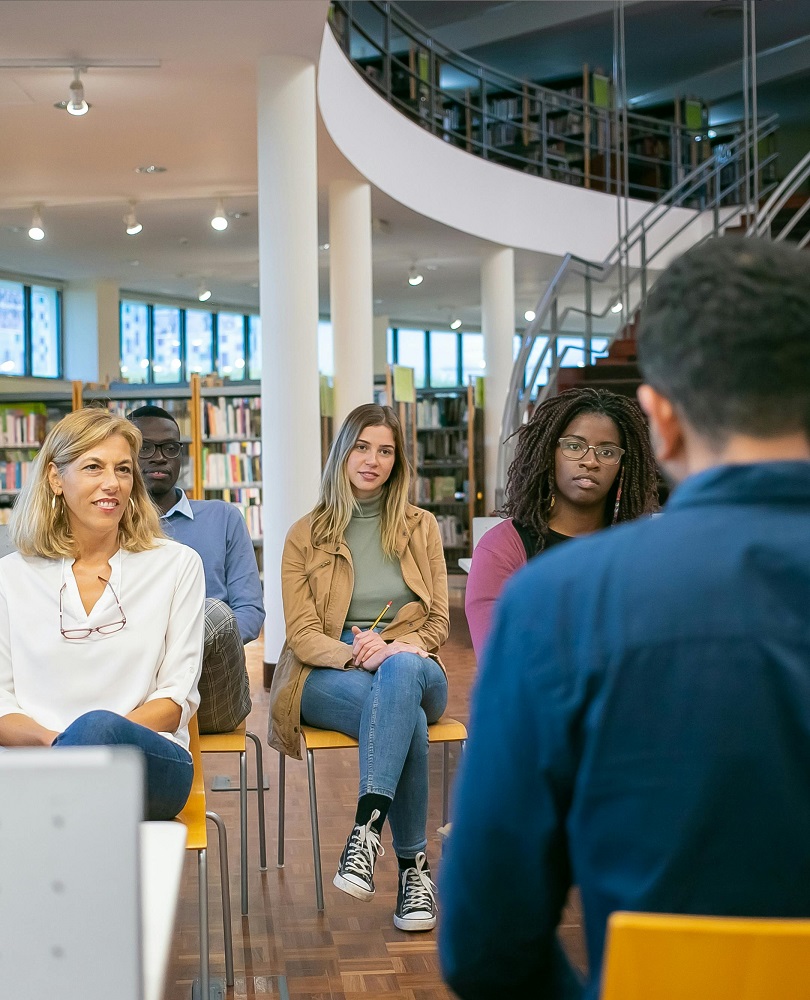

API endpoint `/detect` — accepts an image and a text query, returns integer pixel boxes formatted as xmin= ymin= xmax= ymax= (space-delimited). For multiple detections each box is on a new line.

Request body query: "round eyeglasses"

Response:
xmin=138 ymin=440 xmax=182 ymax=459
xmin=558 ymin=436 xmax=625 ymax=467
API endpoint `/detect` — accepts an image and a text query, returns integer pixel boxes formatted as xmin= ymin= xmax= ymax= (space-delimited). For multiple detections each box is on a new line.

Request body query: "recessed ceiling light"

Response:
xmin=524 ymin=309 xmax=536 ymax=322
xmin=319 ymin=242 xmax=330 ymax=251
xmin=134 ymin=165 xmax=167 ymax=174
xmin=128 ymin=259 xmax=140 ymax=266
xmin=211 ymin=198 xmax=228 ymax=231
xmin=228 ymin=211 xmax=250 ymax=220
xmin=450 ymin=318 xmax=462 ymax=330
xmin=611 ymin=301 xmax=623 ymax=314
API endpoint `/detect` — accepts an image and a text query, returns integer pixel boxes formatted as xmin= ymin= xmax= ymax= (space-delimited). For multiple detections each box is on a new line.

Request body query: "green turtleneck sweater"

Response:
xmin=343 ymin=494 xmax=419 ymax=631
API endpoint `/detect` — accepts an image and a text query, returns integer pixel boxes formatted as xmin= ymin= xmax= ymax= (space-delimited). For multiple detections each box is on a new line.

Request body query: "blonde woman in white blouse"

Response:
xmin=0 ymin=407 xmax=205 ymax=820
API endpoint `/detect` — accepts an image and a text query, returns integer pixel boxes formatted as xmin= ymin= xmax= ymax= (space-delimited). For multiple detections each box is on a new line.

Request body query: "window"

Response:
xmin=557 ymin=336 xmax=586 ymax=368
xmin=0 ymin=279 xmax=61 ymax=378
xmin=525 ymin=335 xmax=552 ymax=390
xmin=248 ymin=315 xmax=262 ymax=380
xmin=120 ymin=301 xmax=150 ymax=383
xmin=30 ymin=286 xmax=60 ymax=377
xmin=462 ymin=333 xmax=485 ymax=382
xmin=217 ymin=313 xmax=246 ymax=380
xmin=119 ymin=301 xmax=261 ymax=383
xmin=395 ymin=329 xmax=427 ymax=388
xmin=318 ymin=320 xmax=334 ymax=376
xmin=591 ymin=336 xmax=610 ymax=363
xmin=429 ymin=331 xmax=458 ymax=387
xmin=152 ymin=306 xmax=181 ymax=383
xmin=0 ymin=280 xmax=25 ymax=375
xmin=186 ymin=310 xmax=213 ymax=376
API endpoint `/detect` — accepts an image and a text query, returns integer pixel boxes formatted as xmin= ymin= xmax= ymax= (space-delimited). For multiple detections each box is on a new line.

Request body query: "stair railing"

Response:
xmin=748 ymin=148 xmax=810 ymax=246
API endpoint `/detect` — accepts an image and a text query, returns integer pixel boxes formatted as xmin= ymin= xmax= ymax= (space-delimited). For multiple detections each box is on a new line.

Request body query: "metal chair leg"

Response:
xmin=207 ymin=811 xmax=234 ymax=988
xmin=277 ymin=752 xmax=285 ymax=868
xmin=198 ymin=848 xmax=209 ymax=1000
xmin=246 ymin=730 xmax=267 ymax=871
xmin=306 ymin=748 xmax=324 ymax=911
xmin=442 ymin=742 xmax=450 ymax=826
xmin=238 ymin=750 xmax=248 ymax=915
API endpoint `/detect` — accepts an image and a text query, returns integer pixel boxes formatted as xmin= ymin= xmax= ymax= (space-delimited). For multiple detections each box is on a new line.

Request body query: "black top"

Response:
xmin=512 ymin=520 xmax=572 ymax=561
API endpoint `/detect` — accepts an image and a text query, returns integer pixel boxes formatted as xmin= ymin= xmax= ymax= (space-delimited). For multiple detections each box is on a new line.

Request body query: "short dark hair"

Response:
xmin=128 ymin=404 xmax=179 ymax=428
xmin=637 ymin=237 xmax=810 ymax=439
xmin=500 ymin=387 xmax=659 ymax=548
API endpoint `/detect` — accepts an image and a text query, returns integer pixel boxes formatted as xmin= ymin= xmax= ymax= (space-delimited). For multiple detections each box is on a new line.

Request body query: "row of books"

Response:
xmin=203 ymin=487 xmax=262 ymax=538
xmin=202 ymin=443 xmax=261 ymax=486
xmin=0 ymin=460 xmax=34 ymax=492
xmin=0 ymin=407 xmax=47 ymax=447
xmin=203 ymin=397 xmax=261 ymax=438
xmin=417 ymin=435 xmax=469 ymax=464
xmin=415 ymin=475 xmax=467 ymax=504
xmin=435 ymin=515 xmax=468 ymax=549
xmin=416 ymin=397 xmax=469 ymax=429
xmin=105 ymin=399 xmax=193 ymax=437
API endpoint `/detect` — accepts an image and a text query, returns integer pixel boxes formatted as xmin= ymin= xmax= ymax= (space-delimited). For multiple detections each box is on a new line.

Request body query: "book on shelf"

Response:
xmin=0 ymin=403 xmax=47 ymax=447
xmin=211 ymin=486 xmax=262 ymax=539
xmin=435 ymin=515 xmax=467 ymax=549
xmin=416 ymin=396 xmax=469 ymax=428
xmin=0 ymin=456 xmax=35 ymax=492
xmin=431 ymin=476 xmax=458 ymax=502
xmin=203 ymin=396 xmax=261 ymax=438
xmin=103 ymin=398 xmax=193 ymax=438
xmin=202 ymin=440 xmax=261 ymax=487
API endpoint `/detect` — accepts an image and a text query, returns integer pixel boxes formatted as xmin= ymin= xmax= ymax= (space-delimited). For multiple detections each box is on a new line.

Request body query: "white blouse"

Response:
xmin=0 ymin=539 xmax=205 ymax=752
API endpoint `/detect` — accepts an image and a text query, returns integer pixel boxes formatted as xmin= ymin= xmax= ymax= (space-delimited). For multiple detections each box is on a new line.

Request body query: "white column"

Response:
xmin=329 ymin=178 xmax=374 ymax=424
xmin=62 ymin=280 xmax=120 ymax=384
xmin=257 ymin=55 xmax=322 ymax=661
xmin=481 ymin=247 xmax=515 ymax=512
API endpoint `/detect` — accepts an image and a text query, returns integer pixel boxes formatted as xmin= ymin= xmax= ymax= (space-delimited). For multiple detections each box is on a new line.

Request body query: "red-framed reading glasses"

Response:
xmin=59 ymin=577 xmax=127 ymax=640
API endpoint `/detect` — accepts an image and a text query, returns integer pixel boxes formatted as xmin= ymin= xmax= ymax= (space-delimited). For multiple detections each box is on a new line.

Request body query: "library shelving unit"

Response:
xmin=0 ymin=383 xmax=80 ymax=524
xmin=414 ymin=381 xmax=484 ymax=574
xmin=199 ymin=383 xmax=263 ymax=549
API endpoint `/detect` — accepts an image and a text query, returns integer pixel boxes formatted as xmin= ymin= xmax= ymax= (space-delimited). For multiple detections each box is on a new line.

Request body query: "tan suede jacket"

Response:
xmin=267 ymin=503 xmax=449 ymax=759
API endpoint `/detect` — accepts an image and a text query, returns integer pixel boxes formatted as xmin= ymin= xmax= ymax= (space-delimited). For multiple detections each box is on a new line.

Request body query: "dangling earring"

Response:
xmin=611 ymin=467 xmax=625 ymax=525
xmin=549 ymin=494 xmax=556 ymax=510
xmin=129 ymin=497 xmax=136 ymax=511
xmin=51 ymin=492 xmax=60 ymax=512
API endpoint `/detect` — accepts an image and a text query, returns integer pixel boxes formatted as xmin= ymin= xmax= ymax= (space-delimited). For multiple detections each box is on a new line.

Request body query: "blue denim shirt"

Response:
xmin=440 ymin=462 xmax=810 ymax=1000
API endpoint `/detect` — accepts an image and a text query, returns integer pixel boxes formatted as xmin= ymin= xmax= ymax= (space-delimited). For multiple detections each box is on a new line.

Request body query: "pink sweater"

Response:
xmin=464 ymin=518 xmax=526 ymax=659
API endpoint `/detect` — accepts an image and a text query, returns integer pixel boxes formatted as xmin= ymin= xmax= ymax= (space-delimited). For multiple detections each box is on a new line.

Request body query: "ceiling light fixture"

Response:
xmin=134 ymin=165 xmax=167 ymax=174
xmin=450 ymin=318 xmax=462 ymax=330
xmin=65 ymin=69 xmax=88 ymax=116
xmin=211 ymin=199 xmax=228 ymax=231
xmin=408 ymin=266 xmax=424 ymax=286
xmin=124 ymin=201 xmax=142 ymax=236
xmin=611 ymin=301 xmax=624 ymax=314
xmin=197 ymin=283 xmax=212 ymax=302
xmin=28 ymin=205 xmax=45 ymax=241
xmin=524 ymin=309 xmax=536 ymax=322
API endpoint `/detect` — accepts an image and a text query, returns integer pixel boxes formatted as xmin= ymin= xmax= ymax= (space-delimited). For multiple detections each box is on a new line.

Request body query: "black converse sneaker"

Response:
xmin=393 ymin=852 xmax=437 ymax=931
xmin=333 ymin=808 xmax=384 ymax=901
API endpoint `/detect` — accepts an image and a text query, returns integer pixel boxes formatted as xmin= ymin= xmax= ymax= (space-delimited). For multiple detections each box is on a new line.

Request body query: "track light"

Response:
xmin=611 ymin=301 xmax=624 ymax=314
xmin=211 ymin=199 xmax=228 ymax=231
xmin=450 ymin=318 xmax=462 ymax=330
xmin=124 ymin=201 xmax=142 ymax=236
xmin=197 ymin=283 xmax=212 ymax=302
xmin=28 ymin=205 xmax=45 ymax=241
xmin=524 ymin=309 xmax=536 ymax=322
xmin=408 ymin=266 xmax=423 ymax=287
xmin=62 ymin=68 xmax=89 ymax=116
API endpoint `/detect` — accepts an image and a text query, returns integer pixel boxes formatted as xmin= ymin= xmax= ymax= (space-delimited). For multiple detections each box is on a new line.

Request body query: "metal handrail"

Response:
xmin=749 ymin=148 xmax=810 ymax=240
xmin=330 ymin=0 xmax=751 ymax=202
xmin=497 ymin=114 xmax=779 ymax=493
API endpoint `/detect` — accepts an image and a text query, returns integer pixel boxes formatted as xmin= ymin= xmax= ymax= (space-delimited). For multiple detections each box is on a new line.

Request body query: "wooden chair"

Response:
xmin=177 ymin=715 xmax=234 ymax=997
xmin=277 ymin=716 xmax=467 ymax=910
xmin=199 ymin=722 xmax=267 ymax=915
xmin=601 ymin=911 xmax=810 ymax=1000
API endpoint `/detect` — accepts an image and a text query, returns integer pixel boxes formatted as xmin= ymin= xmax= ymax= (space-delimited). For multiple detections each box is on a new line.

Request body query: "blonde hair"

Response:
xmin=311 ymin=404 xmax=410 ymax=558
xmin=10 ymin=407 xmax=164 ymax=558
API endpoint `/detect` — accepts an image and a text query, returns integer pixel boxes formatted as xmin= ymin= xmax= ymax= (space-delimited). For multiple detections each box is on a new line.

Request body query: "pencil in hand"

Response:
xmin=368 ymin=601 xmax=392 ymax=632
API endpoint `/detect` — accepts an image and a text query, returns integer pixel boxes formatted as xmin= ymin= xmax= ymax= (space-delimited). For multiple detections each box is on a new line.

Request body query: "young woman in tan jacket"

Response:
xmin=269 ymin=403 xmax=449 ymax=931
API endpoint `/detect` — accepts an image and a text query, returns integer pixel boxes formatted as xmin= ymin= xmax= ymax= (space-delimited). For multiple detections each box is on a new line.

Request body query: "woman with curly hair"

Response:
xmin=465 ymin=387 xmax=659 ymax=658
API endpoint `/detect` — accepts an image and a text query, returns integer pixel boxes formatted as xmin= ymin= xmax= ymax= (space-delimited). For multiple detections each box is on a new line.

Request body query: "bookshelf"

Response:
xmin=414 ymin=381 xmax=484 ymax=573
xmin=0 ymin=389 xmax=78 ymax=524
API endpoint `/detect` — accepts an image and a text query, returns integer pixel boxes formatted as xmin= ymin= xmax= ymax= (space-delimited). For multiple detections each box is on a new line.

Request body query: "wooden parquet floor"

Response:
xmin=162 ymin=581 xmax=587 ymax=998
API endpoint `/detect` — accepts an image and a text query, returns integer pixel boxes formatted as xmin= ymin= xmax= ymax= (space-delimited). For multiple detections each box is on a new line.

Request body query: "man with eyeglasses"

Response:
xmin=440 ymin=238 xmax=810 ymax=1000
xmin=129 ymin=405 xmax=264 ymax=735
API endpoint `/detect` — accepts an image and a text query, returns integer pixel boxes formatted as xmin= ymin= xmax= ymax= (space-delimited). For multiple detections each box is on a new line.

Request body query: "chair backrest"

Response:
xmin=0 ymin=746 xmax=144 ymax=1000
xmin=472 ymin=516 xmax=500 ymax=550
xmin=601 ymin=911 xmax=810 ymax=1000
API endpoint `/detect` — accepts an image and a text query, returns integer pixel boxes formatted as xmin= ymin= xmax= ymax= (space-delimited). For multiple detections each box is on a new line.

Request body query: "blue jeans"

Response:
xmin=301 ymin=630 xmax=448 ymax=857
xmin=52 ymin=709 xmax=194 ymax=821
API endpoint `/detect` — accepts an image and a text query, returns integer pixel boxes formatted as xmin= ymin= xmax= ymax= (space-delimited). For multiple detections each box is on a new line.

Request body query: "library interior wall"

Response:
xmin=62 ymin=280 xmax=120 ymax=385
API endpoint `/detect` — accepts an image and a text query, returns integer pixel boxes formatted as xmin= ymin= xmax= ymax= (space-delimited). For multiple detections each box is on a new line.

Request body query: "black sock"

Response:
xmin=398 ymin=855 xmax=430 ymax=873
xmin=355 ymin=793 xmax=391 ymax=833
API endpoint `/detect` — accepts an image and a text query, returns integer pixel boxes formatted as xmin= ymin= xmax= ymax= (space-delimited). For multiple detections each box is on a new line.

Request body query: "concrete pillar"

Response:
xmin=373 ymin=314 xmax=389 ymax=378
xmin=62 ymin=280 xmax=120 ymax=384
xmin=481 ymin=247 xmax=515 ymax=512
xmin=329 ymin=178 xmax=374 ymax=423
xmin=257 ymin=55 xmax=322 ymax=662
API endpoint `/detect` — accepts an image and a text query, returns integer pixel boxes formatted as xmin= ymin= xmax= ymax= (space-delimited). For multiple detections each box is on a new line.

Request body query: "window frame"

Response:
xmin=0 ymin=276 xmax=63 ymax=379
